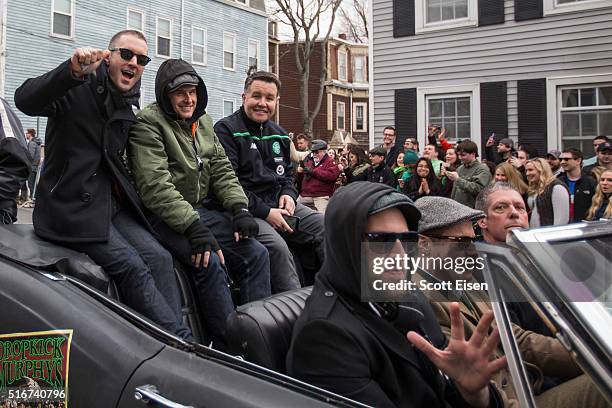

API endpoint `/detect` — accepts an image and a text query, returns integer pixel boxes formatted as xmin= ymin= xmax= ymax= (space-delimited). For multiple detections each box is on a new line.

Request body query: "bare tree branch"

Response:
xmin=272 ymin=0 xmax=343 ymax=137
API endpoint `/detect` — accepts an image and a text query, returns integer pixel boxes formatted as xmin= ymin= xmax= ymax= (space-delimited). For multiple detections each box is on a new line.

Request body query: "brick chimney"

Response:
xmin=338 ymin=33 xmax=347 ymax=40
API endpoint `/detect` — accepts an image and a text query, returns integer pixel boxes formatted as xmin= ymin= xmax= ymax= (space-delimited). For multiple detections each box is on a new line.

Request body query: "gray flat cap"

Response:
xmin=311 ymin=139 xmax=328 ymax=152
xmin=415 ymin=196 xmax=484 ymax=234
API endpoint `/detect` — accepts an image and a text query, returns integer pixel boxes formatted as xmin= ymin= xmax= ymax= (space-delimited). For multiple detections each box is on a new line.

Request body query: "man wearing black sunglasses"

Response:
xmin=288 ymin=182 xmax=508 ymax=408
xmin=15 ymin=31 xmax=194 ymax=341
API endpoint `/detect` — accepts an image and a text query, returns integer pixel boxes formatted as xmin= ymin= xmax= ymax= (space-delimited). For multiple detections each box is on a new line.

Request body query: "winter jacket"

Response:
xmin=128 ymin=59 xmax=248 ymax=233
xmin=296 ymin=153 xmax=340 ymax=198
xmin=365 ymin=163 xmax=397 ymax=188
xmin=15 ymin=60 xmax=150 ymax=242
xmin=214 ymin=107 xmax=297 ymax=220
xmin=557 ymin=173 xmax=597 ymax=222
xmin=0 ymin=97 xmax=31 ymax=223
xmin=345 ymin=163 xmax=369 ymax=184
xmin=27 ymin=136 xmax=42 ymax=170
xmin=451 ymin=160 xmax=492 ymax=208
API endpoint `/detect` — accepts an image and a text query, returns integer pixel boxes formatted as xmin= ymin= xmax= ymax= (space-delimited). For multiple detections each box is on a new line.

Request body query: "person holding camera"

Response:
xmin=484 ymin=134 xmax=515 ymax=165
xmin=296 ymin=139 xmax=340 ymax=213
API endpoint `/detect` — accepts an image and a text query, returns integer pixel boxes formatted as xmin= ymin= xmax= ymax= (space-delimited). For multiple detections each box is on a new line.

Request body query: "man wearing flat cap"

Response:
xmin=365 ymin=146 xmax=397 ymax=187
xmin=128 ymin=59 xmax=272 ymax=348
xmin=416 ymin=196 xmax=607 ymax=408
xmin=296 ymin=139 xmax=340 ymax=213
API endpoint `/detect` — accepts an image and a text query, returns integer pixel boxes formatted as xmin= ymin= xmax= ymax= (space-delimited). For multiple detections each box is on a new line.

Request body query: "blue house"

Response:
xmin=0 ymin=0 xmax=269 ymax=135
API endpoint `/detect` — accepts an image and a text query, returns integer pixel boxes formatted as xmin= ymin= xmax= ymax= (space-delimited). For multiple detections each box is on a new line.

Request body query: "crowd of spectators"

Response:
xmin=292 ymin=125 xmax=611 ymax=229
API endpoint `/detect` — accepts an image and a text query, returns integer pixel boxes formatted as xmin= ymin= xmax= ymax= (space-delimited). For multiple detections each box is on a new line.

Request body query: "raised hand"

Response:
xmin=407 ymin=302 xmax=507 ymax=408
xmin=70 ymin=47 xmax=109 ymax=77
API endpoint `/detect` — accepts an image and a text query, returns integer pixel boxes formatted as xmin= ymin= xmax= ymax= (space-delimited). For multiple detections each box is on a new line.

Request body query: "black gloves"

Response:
xmin=232 ymin=205 xmax=259 ymax=238
xmin=185 ymin=219 xmax=220 ymax=256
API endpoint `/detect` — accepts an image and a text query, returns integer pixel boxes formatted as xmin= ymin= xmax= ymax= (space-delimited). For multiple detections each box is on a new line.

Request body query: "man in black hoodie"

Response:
xmin=214 ymin=71 xmax=324 ymax=293
xmin=287 ymin=182 xmax=507 ymax=408
xmin=15 ymin=30 xmax=192 ymax=340
xmin=0 ymin=97 xmax=31 ymax=224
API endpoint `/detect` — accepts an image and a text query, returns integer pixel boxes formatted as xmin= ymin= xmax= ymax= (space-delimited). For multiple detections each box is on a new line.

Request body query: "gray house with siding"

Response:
xmin=370 ymin=0 xmax=612 ymax=157
xmin=0 ymin=0 xmax=268 ymax=135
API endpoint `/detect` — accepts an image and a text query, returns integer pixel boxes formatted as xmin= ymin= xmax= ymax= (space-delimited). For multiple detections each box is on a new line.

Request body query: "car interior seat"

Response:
xmin=225 ymin=286 xmax=312 ymax=373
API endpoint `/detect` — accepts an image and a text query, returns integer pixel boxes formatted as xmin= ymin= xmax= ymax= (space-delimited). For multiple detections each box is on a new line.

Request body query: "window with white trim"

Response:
xmin=337 ymin=101 xmax=346 ymax=130
xmin=353 ymin=103 xmax=367 ymax=131
xmin=353 ymin=55 xmax=365 ymax=83
xmin=236 ymin=0 xmax=249 ymax=5
xmin=223 ymin=32 xmax=236 ymax=71
xmin=544 ymin=0 xmax=612 ymax=16
xmin=51 ymin=0 xmax=74 ymax=38
xmin=248 ymin=39 xmax=259 ymax=70
xmin=426 ymin=95 xmax=471 ymax=142
xmin=415 ymin=0 xmax=477 ymax=33
xmin=338 ymin=50 xmax=347 ymax=81
xmin=223 ymin=99 xmax=235 ymax=117
xmin=192 ymin=26 xmax=207 ymax=65
xmin=156 ymin=17 xmax=172 ymax=57
xmin=559 ymin=85 xmax=612 ymax=156
xmin=127 ymin=8 xmax=144 ymax=32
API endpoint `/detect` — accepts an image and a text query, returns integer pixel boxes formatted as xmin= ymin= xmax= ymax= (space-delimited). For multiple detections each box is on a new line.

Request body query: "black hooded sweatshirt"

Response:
xmin=287 ymin=182 xmax=492 ymax=408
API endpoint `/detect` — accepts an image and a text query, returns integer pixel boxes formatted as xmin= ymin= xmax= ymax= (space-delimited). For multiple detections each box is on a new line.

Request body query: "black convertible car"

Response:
xmin=1 ymin=221 xmax=610 ymax=407
xmin=0 ymin=224 xmax=366 ymax=408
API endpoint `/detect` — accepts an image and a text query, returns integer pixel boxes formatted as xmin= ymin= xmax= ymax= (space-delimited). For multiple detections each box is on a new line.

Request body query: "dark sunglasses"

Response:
xmin=365 ymin=232 xmax=419 ymax=243
xmin=430 ymin=235 xmax=475 ymax=243
xmin=109 ymin=48 xmax=151 ymax=66
xmin=559 ymin=157 xmax=575 ymax=161
xmin=365 ymin=232 xmax=419 ymax=255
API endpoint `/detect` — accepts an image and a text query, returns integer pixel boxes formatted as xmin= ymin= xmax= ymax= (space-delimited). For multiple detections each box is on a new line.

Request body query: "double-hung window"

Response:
xmin=560 ymin=85 xmax=612 ymax=155
xmin=338 ymin=50 xmax=347 ymax=81
xmin=415 ymin=0 xmax=477 ymax=33
xmin=223 ymin=32 xmax=236 ymax=71
xmin=337 ymin=102 xmax=346 ymax=130
xmin=192 ymin=27 xmax=207 ymax=65
xmin=51 ymin=0 xmax=74 ymax=38
xmin=157 ymin=17 xmax=172 ymax=57
xmin=427 ymin=96 xmax=471 ymax=142
xmin=248 ymin=39 xmax=259 ymax=69
xmin=127 ymin=8 xmax=144 ymax=32
xmin=353 ymin=56 xmax=365 ymax=83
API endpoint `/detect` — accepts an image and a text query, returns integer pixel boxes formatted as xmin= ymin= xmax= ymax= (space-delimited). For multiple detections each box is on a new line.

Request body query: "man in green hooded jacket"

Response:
xmin=128 ymin=59 xmax=271 ymax=346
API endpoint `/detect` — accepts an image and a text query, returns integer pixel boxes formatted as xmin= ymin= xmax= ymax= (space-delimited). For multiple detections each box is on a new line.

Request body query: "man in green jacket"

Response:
xmin=128 ymin=59 xmax=271 ymax=346
xmin=447 ymin=140 xmax=492 ymax=208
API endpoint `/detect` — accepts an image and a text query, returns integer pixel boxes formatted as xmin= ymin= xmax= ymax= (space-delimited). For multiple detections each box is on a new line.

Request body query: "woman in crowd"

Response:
xmin=585 ymin=169 xmax=612 ymax=220
xmin=510 ymin=148 xmax=530 ymax=183
xmin=439 ymin=147 xmax=460 ymax=197
xmin=398 ymin=150 xmax=419 ymax=190
xmin=344 ymin=146 xmax=370 ymax=184
xmin=392 ymin=151 xmax=406 ymax=176
xmin=403 ymin=158 xmax=441 ymax=201
xmin=525 ymin=158 xmax=569 ymax=227
xmin=327 ymin=148 xmax=337 ymax=162
xmin=493 ymin=162 xmax=529 ymax=206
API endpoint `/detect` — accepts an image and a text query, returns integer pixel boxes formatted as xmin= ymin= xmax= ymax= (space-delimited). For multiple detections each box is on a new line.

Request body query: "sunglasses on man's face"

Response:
xmin=365 ymin=232 xmax=419 ymax=254
xmin=109 ymin=48 xmax=151 ymax=66
xmin=365 ymin=232 xmax=419 ymax=243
